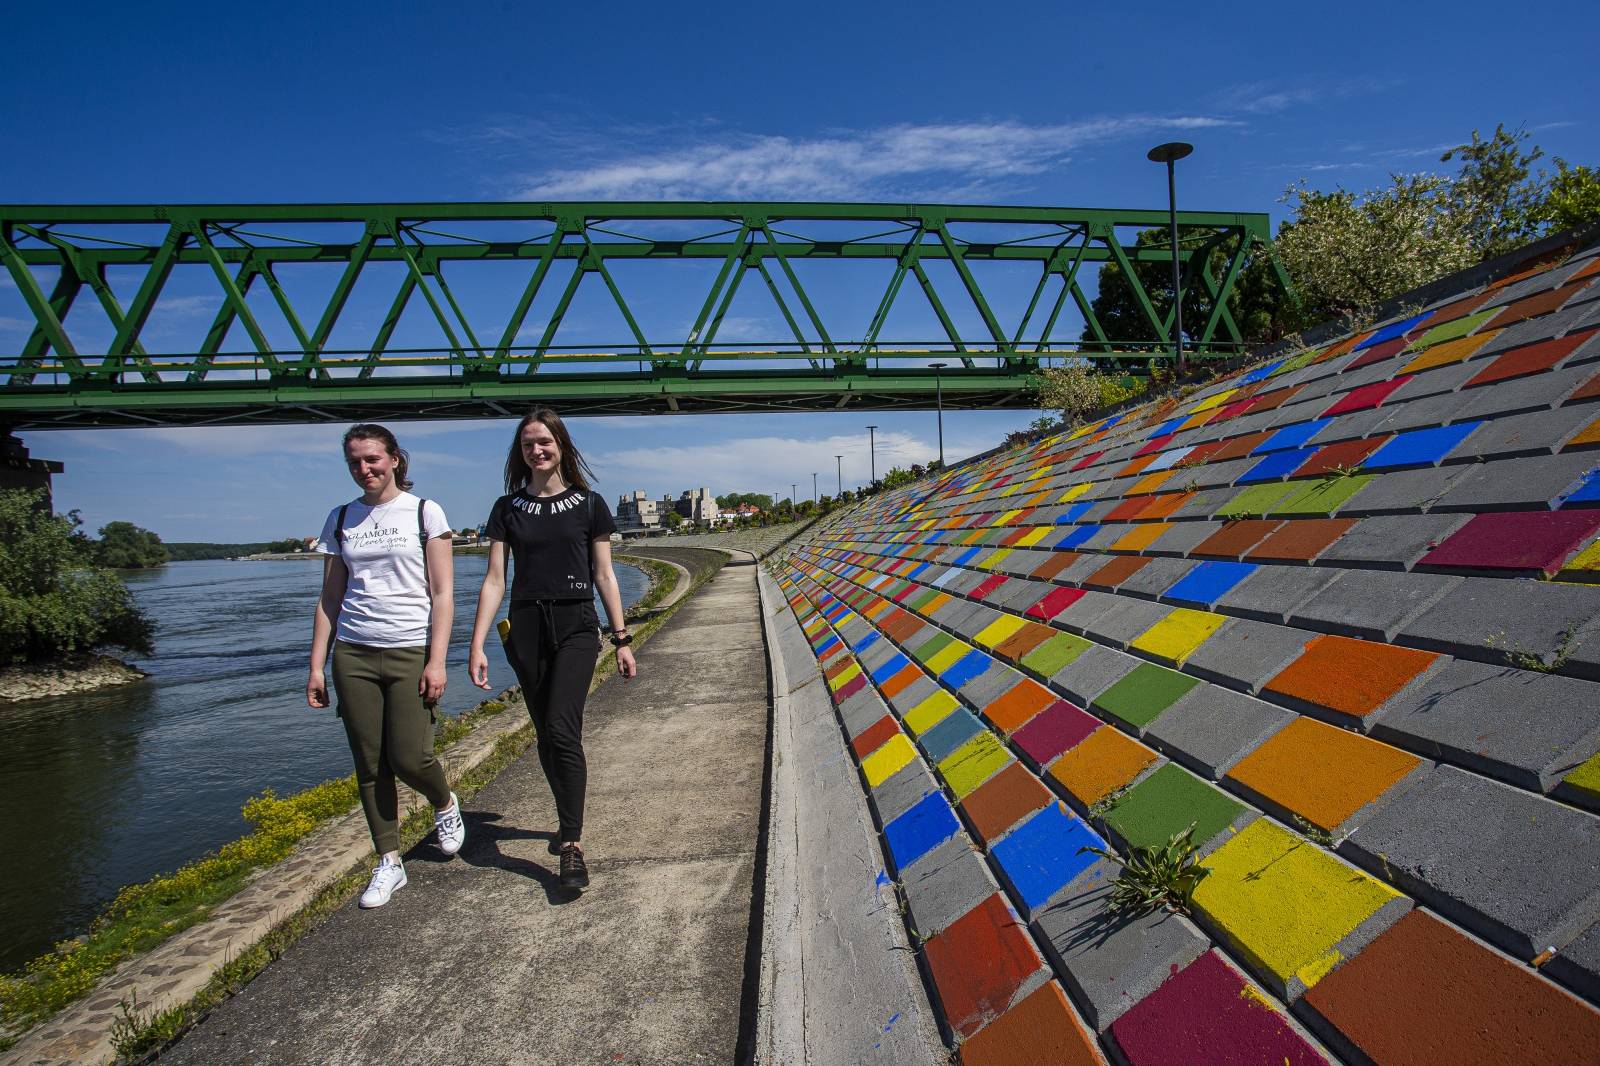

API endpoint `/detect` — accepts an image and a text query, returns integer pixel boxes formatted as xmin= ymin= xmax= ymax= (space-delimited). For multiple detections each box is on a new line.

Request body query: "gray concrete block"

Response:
xmin=1214 ymin=565 xmax=1342 ymax=624
xmin=1542 ymin=919 xmax=1600 ymax=1005
xmin=1338 ymin=465 xmax=1473 ymax=515
xmin=1451 ymin=360 xmax=1595 ymax=420
xmin=1384 ymin=358 xmax=1484 ymax=403
xmin=1315 ymin=513 xmax=1473 ymax=570
xmin=932 ymin=598 xmax=987 ymax=631
xmin=1053 ymin=588 xmax=1124 ymax=633
xmin=1287 ymin=569 xmax=1463 ymax=642
xmin=1031 ymin=859 xmax=1211 ymax=1031
xmin=857 ymin=639 xmax=901 ymax=672
xmin=961 ymin=661 xmax=1025 ymax=711
xmin=1076 ymin=500 xmax=1124 ymax=524
xmin=838 ymin=688 xmax=891 ymax=737
xmin=1370 ymin=659 xmax=1600 ymax=792
xmin=1398 ymin=576 xmax=1600 ymax=680
xmin=884 ymin=674 xmax=940 ymax=718
xmin=870 ymin=758 xmax=940 ymax=825
xmin=1169 ymin=488 xmax=1238 ymax=521
xmin=1183 ymin=617 xmax=1315 ymax=694
xmin=1432 ymin=450 xmax=1599 ymax=512
xmin=1147 ymin=522 xmax=1223 ymax=556
xmin=987 ymin=576 xmax=1055 ymax=612
xmin=941 ymin=569 xmax=988 ymax=596
xmin=1115 ymin=557 xmax=1200 ymax=599
xmin=1049 ymin=643 xmax=1143 ymax=708
xmin=1192 ymin=457 xmax=1259 ymax=489
xmin=1341 ymin=765 xmax=1600 ymax=960
xmin=900 ymin=835 xmax=1001 ymax=944
xmin=1447 ymin=404 xmax=1598 ymax=462
xmin=1144 ymin=683 xmax=1295 ymax=779
xmin=1374 ymin=389 xmax=1473 ymax=434
xmin=1081 ymin=523 xmax=1136 ymax=550
xmin=992 ymin=550 xmax=1050 ymax=578
xmin=1307 ymin=406 xmax=1395 ymax=446
xmin=1081 ymin=596 xmax=1178 ymax=649
xmin=946 ymin=603 xmax=1003 ymax=642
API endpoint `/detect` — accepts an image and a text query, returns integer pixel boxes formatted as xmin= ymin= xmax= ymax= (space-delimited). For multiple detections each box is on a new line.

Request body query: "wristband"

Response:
xmin=609 ymin=631 xmax=633 ymax=647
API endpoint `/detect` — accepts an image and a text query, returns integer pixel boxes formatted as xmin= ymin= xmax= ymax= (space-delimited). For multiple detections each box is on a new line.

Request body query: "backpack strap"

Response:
xmin=417 ymin=498 xmax=430 ymax=589
xmin=335 ymin=504 xmax=349 ymax=547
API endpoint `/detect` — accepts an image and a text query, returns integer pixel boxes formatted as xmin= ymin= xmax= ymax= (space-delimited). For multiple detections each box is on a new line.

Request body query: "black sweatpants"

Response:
xmin=504 ymin=598 xmax=600 ymax=843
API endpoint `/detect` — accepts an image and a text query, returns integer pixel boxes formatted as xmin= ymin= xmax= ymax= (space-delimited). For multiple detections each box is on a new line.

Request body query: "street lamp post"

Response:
xmin=812 ymin=472 xmax=818 ymax=506
xmin=866 ymin=425 xmax=878 ymax=486
xmin=928 ymin=362 xmax=948 ymax=466
xmin=835 ymin=455 xmax=843 ymax=496
xmin=1147 ymin=141 xmax=1194 ymax=375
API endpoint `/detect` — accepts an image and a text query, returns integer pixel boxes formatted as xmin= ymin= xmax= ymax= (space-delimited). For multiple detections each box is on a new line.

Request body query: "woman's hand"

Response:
xmin=470 ymin=646 xmax=491 ymax=690
xmin=420 ymin=660 xmax=447 ymax=703
xmin=616 ymin=646 xmax=638 ymax=680
xmin=307 ymin=669 xmax=330 ymax=709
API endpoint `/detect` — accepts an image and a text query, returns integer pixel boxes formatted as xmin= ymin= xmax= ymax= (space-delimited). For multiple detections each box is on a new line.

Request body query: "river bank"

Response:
xmin=0 ymin=656 xmax=146 ymax=703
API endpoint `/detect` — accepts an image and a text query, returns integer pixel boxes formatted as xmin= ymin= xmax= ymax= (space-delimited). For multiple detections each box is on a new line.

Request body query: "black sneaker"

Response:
xmin=559 ymin=844 xmax=590 ymax=890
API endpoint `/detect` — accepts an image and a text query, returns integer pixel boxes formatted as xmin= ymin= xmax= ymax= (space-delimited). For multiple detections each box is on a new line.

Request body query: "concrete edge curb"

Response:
xmin=753 ymin=568 xmax=946 ymax=1066
xmin=3 ymin=701 xmax=532 ymax=1066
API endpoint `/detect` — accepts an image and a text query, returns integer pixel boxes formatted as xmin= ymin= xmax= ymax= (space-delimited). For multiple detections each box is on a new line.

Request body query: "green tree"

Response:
xmin=1439 ymin=123 xmax=1546 ymax=259
xmin=0 ymin=490 xmax=154 ymax=665
xmin=95 ymin=521 xmax=169 ymax=569
xmin=1539 ymin=159 xmax=1600 ymax=232
xmin=662 ymin=510 xmax=684 ymax=530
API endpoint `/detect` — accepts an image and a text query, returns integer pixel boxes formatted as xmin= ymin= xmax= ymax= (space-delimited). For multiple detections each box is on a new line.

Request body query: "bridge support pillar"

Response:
xmin=1 ymin=431 xmax=65 ymax=512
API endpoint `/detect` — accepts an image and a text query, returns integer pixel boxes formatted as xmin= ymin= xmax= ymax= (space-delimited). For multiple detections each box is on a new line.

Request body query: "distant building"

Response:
xmin=675 ymin=487 xmax=721 ymax=526
xmin=616 ymin=490 xmax=665 ymax=532
xmin=617 ymin=487 xmax=726 ymax=531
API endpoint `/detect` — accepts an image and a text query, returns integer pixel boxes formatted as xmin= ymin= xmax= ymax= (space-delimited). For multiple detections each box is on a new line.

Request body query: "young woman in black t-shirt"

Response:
xmin=469 ymin=407 xmax=637 ymax=891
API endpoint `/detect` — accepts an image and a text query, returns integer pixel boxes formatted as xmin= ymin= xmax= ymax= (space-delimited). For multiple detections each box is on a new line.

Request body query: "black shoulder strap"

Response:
xmin=417 ymin=497 xmax=430 ymax=587
xmin=335 ymin=504 xmax=349 ymax=546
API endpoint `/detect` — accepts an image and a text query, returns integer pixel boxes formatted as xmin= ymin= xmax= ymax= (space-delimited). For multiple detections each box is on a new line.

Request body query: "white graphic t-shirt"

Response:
xmin=313 ymin=492 xmax=451 ymax=648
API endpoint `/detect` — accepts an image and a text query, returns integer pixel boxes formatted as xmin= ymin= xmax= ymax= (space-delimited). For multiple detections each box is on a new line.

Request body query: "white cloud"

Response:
xmin=0 ymin=315 xmax=33 ymax=333
xmin=507 ymin=117 xmax=1235 ymax=201
xmin=1207 ymin=77 xmax=1398 ymax=115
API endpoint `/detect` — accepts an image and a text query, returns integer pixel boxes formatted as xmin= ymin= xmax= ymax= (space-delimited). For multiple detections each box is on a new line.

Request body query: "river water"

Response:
xmin=0 ymin=554 xmax=648 ymax=972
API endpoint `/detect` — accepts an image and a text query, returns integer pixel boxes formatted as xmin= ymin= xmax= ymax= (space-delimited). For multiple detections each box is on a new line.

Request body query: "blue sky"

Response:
xmin=4 ymin=0 xmax=1597 ymax=540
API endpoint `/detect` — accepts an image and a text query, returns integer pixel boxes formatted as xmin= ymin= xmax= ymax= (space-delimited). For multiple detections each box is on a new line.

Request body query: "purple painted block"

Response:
xmin=1012 ymin=699 xmax=1101 ymax=767
xmin=1110 ymin=951 xmax=1329 ymax=1066
xmin=1419 ymin=511 xmax=1600 ymax=576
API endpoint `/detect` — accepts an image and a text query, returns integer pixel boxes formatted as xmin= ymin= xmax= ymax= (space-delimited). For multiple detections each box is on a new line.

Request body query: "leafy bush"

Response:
xmin=94 ymin=520 xmax=168 ymax=569
xmin=0 ymin=490 xmax=154 ymax=665
xmin=1036 ymin=364 xmax=1150 ymax=425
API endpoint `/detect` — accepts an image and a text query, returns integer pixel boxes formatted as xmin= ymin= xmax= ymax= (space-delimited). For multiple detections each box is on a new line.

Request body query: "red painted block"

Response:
xmin=971 ymin=574 xmax=1010 ymax=600
xmin=1485 ymin=279 xmax=1590 ymax=329
xmin=1212 ymin=430 xmax=1278 ymax=461
xmin=1026 ymin=586 xmax=1086 ymax=620
xmin=850 ymin=715 xmax=901 ymax=758
xmin=1344 ymin=336 xmax=1408 ymax=371
xmin=1246 ymin=518 xmax=1359 ymax=562
xmin=1071 ymin=450 xmax=1104 ymax=472
xmin=1238 ymin=384 xmax=1304 ymax=416
xmin=1134 ymin=433 xmax=1176 ymax=458
xmin=1109 ymin=951 xmax=1329 ymax=1066
xmin=1012 ymin=699 xmax=1100 ymax=767
xmin=1572 ymin=367 xmax=1600 ymax=403
xmin=923 ymin=893 xmax=1049 ymax=1038
xmin=833 ymin=673 xmax=867 ymax=702
xmin=960 ymin=762 xmax=1055 ymax=842
xmin=960 ymin=981 xmax=1106 ymax=1065
xmin=1212 ymin=397 xmax=1257 ymax=422
xmin=1322 ymin=375 xmax=1413 ymax=417
xmin=1465 ymin=328 xmax=1598 ymax=388
xmin=1293 ymin=437 xmax=1389 ymax=478
xmin=1175 ymin=440 xmax=1226 ymax=467
xmin=1420 ymin=510 xmax=1600 ymax=576
xmin=1304 ymin=910 xmax=1600 ymax=1066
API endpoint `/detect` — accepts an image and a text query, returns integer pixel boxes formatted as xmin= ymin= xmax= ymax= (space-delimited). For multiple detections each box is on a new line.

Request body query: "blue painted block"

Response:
xmin=1356 ymin=310 xmax=1432 ymax=349
xmin=953 ymin=547 xmax=983 ymax=566
xmin=1057 ymin=524 xmax=1101 ymax=549
xmin=883 ymin=791 xmax=962 ymax=874
xmin=1365 ymin=422 xmax=1483 ymax=469
xmin=870 ymin=653 xmax=911 ymax=684
xmin=1560 ymin=469 xmax=1600 ymax=507
xmin=818 ymin=634 xmax=844 ymax=655
xmin=921 ymin=707 xmax=986 ymax=762
xmin=1150 ymin=417 xmax=1188 ymax=439
xmin=1241 ymin=359 xmax=1285 ymax=383
xmin=941 ymin=649 xmax=996 ymax=690
xmin=990 ymin=802 xmax=1105 ymax=913
xmin=905 ymin=562 xmax=931 ymax=580
xmin=1254 ymin=419 xmax=1332 ymax=453
xmin=1056 ymin=501 xmax=1096 ymax=524
xmin=927 ymin=530 xmax=950 ymax=543
xmin=1164 ymin=561 xmax=1259 ymax=607
xmin=1238 ymin=447 xmax=1316 ymax=483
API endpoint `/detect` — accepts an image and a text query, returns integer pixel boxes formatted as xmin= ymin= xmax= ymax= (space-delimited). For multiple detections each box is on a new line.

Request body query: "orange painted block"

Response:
xmin=1106 ymin=496 xmax=1156 ymax=522
xmin=959 ymin=981 xmax=1105 ymax=1066
xmin=1264 ymin=634 xmax=1438 ymax=718
xmin=1567 ymin=417 xmax=1600 ymax=449
xmin=1193 ymin=519 xmax=1284 ymax=559
xmin=1485 ymin=280 xmax=1589 ymax=329
xmin=825 ymin=656 xmax=858 ymax=681
xmin=923 ymin=893 xmax=1049 ymax=1038
xmin=1400 ymin=329 xmax=1499 ymax=374
xmin=1113 ymin=522 xmax=1172 ymax=551
xmin=1467 ymin=328 xmax=1598 ymax=387
xmin=880 ymin=663 xmax=923 ymax=699
xmin=1049 ymin=726 xmax=1158 ymax=807
xmin=1246 ymin=518 xmax=1359 ymax=562
xmin=1138 ymin=491 xmax=1196 ymax=521
xmin=1322 ymin=334 xmax=1363 ymax=360
xmin=984 ymin=677 xmax=1057 ymax=733
xmin=995 ymin=621 xmax=1059 ymax=662
xmin=1117 ymin=453 xmax=1161 ymax=478
xmin=923 ymin=592 xmax=953 ymax=615
xmin=961 ymin=762 xmax=1055 ymax=843
xmin=1226 ymin=716 xmax=1423 ymax=832
xmin=1129 ymin=469 xmax=1178 ymax=496
xmin=1085 ymin=555 xmax=1152 ymax=589
xmin=1031 ymin=552 xmax=1083 ymax=581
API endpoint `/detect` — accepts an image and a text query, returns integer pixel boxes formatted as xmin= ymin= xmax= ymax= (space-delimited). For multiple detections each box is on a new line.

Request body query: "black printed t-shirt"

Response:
xmin=485 ymin=486 xmax=618 ymax=601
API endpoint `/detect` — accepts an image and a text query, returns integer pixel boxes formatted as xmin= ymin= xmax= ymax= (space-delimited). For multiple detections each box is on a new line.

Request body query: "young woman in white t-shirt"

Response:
xmin=307 ymin=423 xmax=465 ymax=909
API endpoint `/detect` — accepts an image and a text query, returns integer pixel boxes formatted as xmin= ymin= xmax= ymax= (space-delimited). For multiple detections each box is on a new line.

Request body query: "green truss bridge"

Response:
xmin=0 ymin=201 xmax=1289 ymax=428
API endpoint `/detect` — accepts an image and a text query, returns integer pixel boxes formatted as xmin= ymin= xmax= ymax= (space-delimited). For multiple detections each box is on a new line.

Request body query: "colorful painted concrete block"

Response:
xmin=905 ymin=688 xmax=960 ymax=736
xmin=861 ymin=732 xmax=918 ymax=788
xmin=1192 ymin=820 xmax=1409 ymax=999
xmin=1419 ymin=510 xmax=1600 ymax=576
xmin=1020 ymin=631 xmax=1093 ymax=677
xmin=1108 ymin=951 xmax=1332 ymax=1065
xmin=990 ymin=801 xmax=1106 ymax=915
xmin=850 ymin=714 xmax=902 ymax=758
xmin=1162 ymin=560 xmax=1260 ymax=607
xmin=957 ymin=981 xmax=1106 ymax=1066
xmin=883 ymin=789 xmax=963 ymax=874
xmin=1129 ymin=608 xmax=1227 ymax=664
xmin=1263 ymin=634 xmax=1439 ymax=721
xmin=982 ymin=677 xmax=1057 ymax=734
xmin=1048 ymin=726 xmax=1160 ymax=807
xmin=922 ymin=708 xmax=989 ymax=764
xmin=922 ymin=893 xmax=1050 ymax=1038
xmin=1012 ymin=700 xmax=1102 ymax=768
xmin=1104 ymin=762 xmax=1250 ymax=852
xmin=939 ymin=731 xmax=1014 ymax=800
xmin=961 ymin=761 xmax=1055 ymax=843
xmin=1092 ymin=663 xmax=1203 ymax=731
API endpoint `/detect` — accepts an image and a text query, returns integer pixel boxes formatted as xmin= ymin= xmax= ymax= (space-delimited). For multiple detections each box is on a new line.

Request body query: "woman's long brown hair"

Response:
xmin=503 ymin=407 xmax=597 ymax=494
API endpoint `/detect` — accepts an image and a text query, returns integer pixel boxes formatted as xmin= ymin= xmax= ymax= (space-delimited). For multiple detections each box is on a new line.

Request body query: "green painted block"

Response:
xmin=906 ymin=588 xmax=942 ymax=611
xmin=1093 ymin=662 xmax=1201 ymax=729
xmin=912 ymin=630 xmax=956 ymax=664
xmin=1220 ymin=482 xmax=1296 ymax=518
xmin=1269 ymin=474 xmax=1374 ymax=516
xmin=1105 ymin=762 xmax=1246 ymax=850
xmin=1020 ymin=631 xmax=1092 ymax=676
xmin=1270 ymin=349 xmax=1320 ymax=377
xmin=1406 ymin=309 xmax=1496 ymax=351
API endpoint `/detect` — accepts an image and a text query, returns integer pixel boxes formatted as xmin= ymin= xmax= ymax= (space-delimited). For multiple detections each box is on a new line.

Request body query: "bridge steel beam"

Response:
xmin=0 ymin=201 xmax=1288 ymax=428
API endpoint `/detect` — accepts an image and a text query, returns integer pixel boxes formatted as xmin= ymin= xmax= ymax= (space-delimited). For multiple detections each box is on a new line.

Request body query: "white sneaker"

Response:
xmin=435 ymin=792 xmax=466 ymax=857
xmin=359 ymin=857 xmax=407 ymax=908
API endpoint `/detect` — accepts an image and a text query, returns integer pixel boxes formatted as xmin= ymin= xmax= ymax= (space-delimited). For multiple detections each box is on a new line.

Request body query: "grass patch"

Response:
xmin=1078 ymin=823 xmax=1208 ymax=918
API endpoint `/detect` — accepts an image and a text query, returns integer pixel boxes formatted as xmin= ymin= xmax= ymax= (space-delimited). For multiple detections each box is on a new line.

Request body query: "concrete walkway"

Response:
xmin=166 ymin=564 xmax=768 ymax=1065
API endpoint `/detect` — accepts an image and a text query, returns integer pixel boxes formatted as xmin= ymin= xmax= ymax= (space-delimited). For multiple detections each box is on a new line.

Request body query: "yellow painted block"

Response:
xmin=1563 ymin=535 xmax=1600 ymax=575
xmin=827 ymin=662 xmax=862 ymax=692
xmin=1026 ymin=465 xmax=1053 ymax=481
xmin=1561 ymin=750 xmax=1600 ymax=801
xmin=926 ymin=640 xmax=975 ymax=674
xmin=1016 ymin=526 xmax=1052 ymax=547
xmin=982 ymin=548 xmax=1013 ymax=570
xmin=905 ymin=689 xmax=960 ymax=735
xmin=1113 ymin=523 xmax=1171 ymax=551
xmin=975 ymin=614 xmax=1028 ymax=649
xmin=938 ymin=731 xmax=1014 ymax=799
xmin=1000 ymin=482 xmax=1026 ymax=497
xmin=1131 ymin=608 xmax=1228 ymax=663
xmin=997 ymin=508 xmax=1025 ymax=526
xmin=1059 ymin=482 xmax=1093 ymax=502
xmin=1193 ymin=820 xmax=1404 ymax=993
xmin=1189 ymin=387 xmax=1238 ymax=413
xmin=862 ymin=733 xmax=917 ymax=787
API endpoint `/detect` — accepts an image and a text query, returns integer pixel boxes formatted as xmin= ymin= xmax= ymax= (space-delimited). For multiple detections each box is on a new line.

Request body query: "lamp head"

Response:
xmin=1147 ymin=142 xmax=1194 ymax=164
